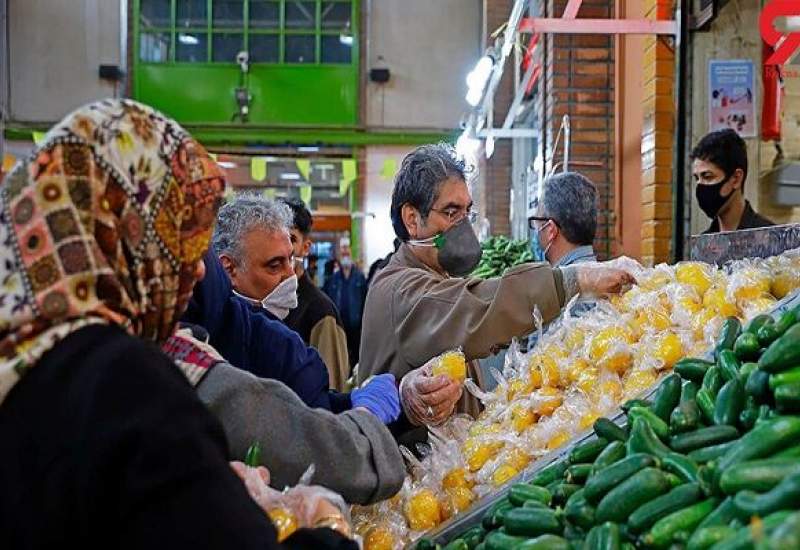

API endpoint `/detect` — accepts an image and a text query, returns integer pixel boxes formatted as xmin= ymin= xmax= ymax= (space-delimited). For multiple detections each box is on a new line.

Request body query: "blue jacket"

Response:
xmin=323 ymin=268 xmax=367 ymax=330
xmin=183 ymin=252 xmax=351 ymax=412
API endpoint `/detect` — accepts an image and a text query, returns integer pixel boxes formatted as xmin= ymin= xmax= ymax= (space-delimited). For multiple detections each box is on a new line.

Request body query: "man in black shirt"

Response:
xmin=281 ymin=198 xmax=352 ymax=391
xmin=691 ymin=129 xmax=774 ymax=234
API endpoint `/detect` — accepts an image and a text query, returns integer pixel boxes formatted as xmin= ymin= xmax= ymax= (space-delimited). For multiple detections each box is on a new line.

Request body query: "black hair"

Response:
xmin=280 ymin=197 xmax=313 ymax=235
xmin=390 ymin=144 xmax=466 ymax=241
xmin=690 ymin=129 xmax=748 ymax=186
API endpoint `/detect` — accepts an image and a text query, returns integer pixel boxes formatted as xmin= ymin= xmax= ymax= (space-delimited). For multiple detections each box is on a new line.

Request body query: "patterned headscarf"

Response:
xmin=0 ymin=99 xmax=225 ymax=404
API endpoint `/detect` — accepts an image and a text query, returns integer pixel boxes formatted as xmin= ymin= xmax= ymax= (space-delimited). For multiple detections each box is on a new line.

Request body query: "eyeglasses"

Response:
xmin=528 ymin=216 xmax=559 ymax=230
xmin=431 ymin=207 xmax=479 ymax=224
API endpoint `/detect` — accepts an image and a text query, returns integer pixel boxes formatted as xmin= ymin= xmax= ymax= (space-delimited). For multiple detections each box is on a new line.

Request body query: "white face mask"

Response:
xmin=340 ymin=255 xmax=353 ymax=268
xmin=233 ymin=274 xmax=299 ymax=320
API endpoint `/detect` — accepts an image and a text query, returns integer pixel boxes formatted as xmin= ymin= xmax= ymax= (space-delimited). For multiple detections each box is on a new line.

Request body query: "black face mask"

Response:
xmin=695 ymin=174 xmax=733 ymax=219
xmin=408 ymin=217 xmax=483 ymax=277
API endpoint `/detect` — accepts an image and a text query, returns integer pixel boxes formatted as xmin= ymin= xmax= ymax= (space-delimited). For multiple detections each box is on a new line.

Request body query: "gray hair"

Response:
xmin=540 ymin=172 xmax=597 ymax=246
xmin=390 ymin=143 xmax=467 ymax=241
xmin=213 ymin=193 xmax=293 ymax=264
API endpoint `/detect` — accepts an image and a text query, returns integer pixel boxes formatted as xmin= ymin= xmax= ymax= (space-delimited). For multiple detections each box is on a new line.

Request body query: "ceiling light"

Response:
xmin=178 ymin=33 xmax=199 ymax=45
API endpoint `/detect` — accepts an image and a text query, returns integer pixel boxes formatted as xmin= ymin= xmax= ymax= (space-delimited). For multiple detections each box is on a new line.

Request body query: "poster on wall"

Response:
xmin=708 ymin=59 xmax=756 ymax=137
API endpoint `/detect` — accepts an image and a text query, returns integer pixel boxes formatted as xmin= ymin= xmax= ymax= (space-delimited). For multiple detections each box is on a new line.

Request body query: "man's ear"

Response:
xmin=731 ymin=168 xmax=745 ymax=191
xmin=301 ymin=238 xmax=312 ymax=257
xmin=219 ymin=254 xmax=237 ymax=279
xmin=401 ymin=204 xmax=419 ymax=238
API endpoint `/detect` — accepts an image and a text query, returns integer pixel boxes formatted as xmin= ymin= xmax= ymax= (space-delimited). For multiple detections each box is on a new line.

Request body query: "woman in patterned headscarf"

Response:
xmin=0 ymin=99 xmax=354 ymax=549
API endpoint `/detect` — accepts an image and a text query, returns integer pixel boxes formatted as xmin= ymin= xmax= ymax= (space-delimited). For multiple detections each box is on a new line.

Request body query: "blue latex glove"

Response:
xmin=350 ymin=373 xmax=401 ymax=424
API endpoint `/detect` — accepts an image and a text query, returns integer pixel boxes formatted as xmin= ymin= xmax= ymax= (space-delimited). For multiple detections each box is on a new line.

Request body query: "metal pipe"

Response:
xmin=672 ymin=0 xmax=689 ymax=261
xmin=562 ymin=114 xmax=570 ymax=171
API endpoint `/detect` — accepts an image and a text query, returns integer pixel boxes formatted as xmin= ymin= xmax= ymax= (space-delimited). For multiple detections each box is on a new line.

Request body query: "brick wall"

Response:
xmin=483 ymin=0 xmax=514 ymax=236
xmin=640 ymin=0 xmax=675 ymax=265
xmin=543 ymin=0 xmax=616 ymax=259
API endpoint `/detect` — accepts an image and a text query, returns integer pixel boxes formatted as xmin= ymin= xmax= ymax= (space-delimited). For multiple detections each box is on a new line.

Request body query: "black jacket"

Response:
xmin=704 ymin=200 xmax=775 ymax=234
xmin=0 ymin=324 xmax=354 ymax=550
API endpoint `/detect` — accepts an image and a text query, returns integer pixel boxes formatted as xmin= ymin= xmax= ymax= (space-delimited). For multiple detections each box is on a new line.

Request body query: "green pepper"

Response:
xmin=245 ymin=441 xmax=262 ymax=467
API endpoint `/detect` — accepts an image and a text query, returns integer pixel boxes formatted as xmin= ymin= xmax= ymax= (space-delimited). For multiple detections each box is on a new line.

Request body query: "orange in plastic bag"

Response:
xmin=491 ymin=464 xmax=519 ymax=486
xmin=404 ymin=488 xmax=442 ymax=531
xmin=676 ymin=262 xmax=713 ymax=296
xmin=268 ymin=507 xmax=299 ymax=542
xmin=431 ymin=351 xmax=467 ymax=382
xmin=364 ymin=525 xmax=396 ymax=550
xmin=442 ymin=467 xmax=473 ymax=490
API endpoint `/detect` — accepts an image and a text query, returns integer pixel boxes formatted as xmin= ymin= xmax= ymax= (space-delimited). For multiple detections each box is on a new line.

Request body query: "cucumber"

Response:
xmin=716 ymin=416 xmax=800 ymax=474
xmin=552 ymin=483 xmax=582 ymax=506
xmin=516 ymin=535 xmax=569 ymax=550
xmin=628 ymin=406 xmax=670 ymax=440
xmin=745 ymin=314 xmax=773 ymax=336
xmin=768 ymin=365 xmax=800 ymax=389
xmin=584 ymin=453 xmax=657 ymax=503
xmin=732 ymin=472 xmax=800 ymax=518
xmin=595 ymin=467 xmax=672 ymax=523
xmin=523 ymin=500 xmax=550 ymax=510
xmin=675 ymin=358 xmax=714 ymax=383
xmin=591 ymin=440 xmax=626 ymax=476
xmin=774 ymin=308 xmax=798 ymax=335
xmin=717 ymin=350 xmax=741 ymax=383
xmin=627 ymin=417 xmax=672 ymax=459
xmin=696 ymin=389 xmax=717 ymax=424
xmin=713 ymin=379 xmax=745 ymax=426
xmin=775 ymin=382 xmax=800 ymax=413
xmin=643 ymin=498 xmax=719 ymax=549
xmin=733 ymin=333 xmax=760 ymax=361
xmin=622 ymin=398 xmax=651 ymax=413
xmin=569 ymin=438 xmax=610 ymax=464
xmin=416 ymin=539 xmax=438 ymax=550
xmin=698 ymin=497 xmax=738 ymax=530
xmin=774 ymin=442 xmax=800 ymax=458
xmin=688 ymin=440 xmax=738 ymax=464
xmin=566 ymin=464 xmax=593 ymax=485
xmin=745 ymin=369 xmax=771 ymax=403
xmin=715 ymin=318 xmax=742 ymax=359
xmin=443 ymin=540 xmax=468 ymax=550
xmin=461 ymin=526 xmax=486 ymax=549
xmin=244 ymin=442 xmax=262 ymax=467
xmin=582 ymin=522 xmax=620 ymax=550
xmin=533 ymin=461 xmax=570 ymax=487
xmin=757 ymin=321 xmax=780 ymax=348
xmin=503 ymin=508 xmax=563 ymax=537
xmin=662 ymin=452 xmax=700 ymax=483
xmin=669 ymin=425 xmax=739 ymax=454
xmin=759 ymin=324 xmax=800 ymax=373
xmin=628 ymin=482 xmax=703 ymax=533
xmin=702 ymin=366 xmax=723 ymax=397
xmin=765 ymin=510 xmax=800 ymax=549
xmin=720 ymin=457 xmax=800 ymax=494
xmin=737 ymin=396 xmax=759 ymax=431
xmin=651 ymin=374 xmax=683 ymax=422
xmin=737 ymin=362 xmax=758 ymax=385
xmin=508 ymin=484 xmax=552 ymax=507
xmin=671 ymin=382 xmax=702 ymax=434
xmin=564 ymin=490 xmax=595 ymax=530
xmin=686 ymin=526 xmax=737 ymax=550
xmin=593 ymin=418 xmax=628 ymax=443
xmin=484 ymin=530 xmax=527 ymax=550
xmin=483 ymin=498 xmax=513 ymax=530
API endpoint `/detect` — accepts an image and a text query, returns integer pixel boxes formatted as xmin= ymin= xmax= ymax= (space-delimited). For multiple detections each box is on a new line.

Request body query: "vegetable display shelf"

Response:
xmin=412 ymin=288 xmax=800 ymax=548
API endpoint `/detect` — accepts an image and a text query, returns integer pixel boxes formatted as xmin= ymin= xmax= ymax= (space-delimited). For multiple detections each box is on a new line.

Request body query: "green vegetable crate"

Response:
xmin=412 ymin=290 xmax=800 ymax=550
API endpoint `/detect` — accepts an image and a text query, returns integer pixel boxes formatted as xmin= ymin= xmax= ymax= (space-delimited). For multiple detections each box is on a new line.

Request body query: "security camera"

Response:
xmin=236 ymin=51 xmax=249 ymax=72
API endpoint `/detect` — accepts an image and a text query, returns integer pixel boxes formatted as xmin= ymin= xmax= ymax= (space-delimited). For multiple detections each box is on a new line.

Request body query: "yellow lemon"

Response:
xmin=532 ymin=387 xmax=563 ymax=416
xmin=624 ymin=368 xmax=657 ymax=395
xmin=511 ymin=405 xmax=537 ymax=433
xmin=676 ymin=262 xmax=713 ymax=296
xmin=404 ymin=488 xmax=442 ymax=531
xmin=653 ymin=331 xmax=683 ymax=369
xmin=268 ymin=507 xmax=299 ymax=542
xmin=703 ymin=285 xmax=738 ymax=317
xmin=364 ymin=525 xmax=396 ymax=550
xmin=547 ymin=431 xmax=570 ymax=450
xmin=491 ymin=464 xmax=519 ymax=487
xmin=442 ymin=467 xmax=473 ymax=490
xmin=771 ymin=270 xmax=800 ymax=299
xmin=431 ymin=351 xmax=467 ymax=382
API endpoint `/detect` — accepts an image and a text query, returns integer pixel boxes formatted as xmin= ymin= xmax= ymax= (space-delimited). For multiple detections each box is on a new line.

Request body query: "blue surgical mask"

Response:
xmin=531 ymin=221 xmax=554 ymax=263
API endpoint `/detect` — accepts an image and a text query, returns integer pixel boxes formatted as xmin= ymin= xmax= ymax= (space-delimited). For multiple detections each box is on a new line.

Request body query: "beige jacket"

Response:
xmin=358 ymin=244 xmax=571 ymax=420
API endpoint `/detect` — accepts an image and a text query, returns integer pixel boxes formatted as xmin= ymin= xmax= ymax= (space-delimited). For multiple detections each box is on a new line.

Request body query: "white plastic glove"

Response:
xmin=575 ymin=262 xmax=637 ymax=296
xmin=399 ymin=361 xmax=463 ymax=426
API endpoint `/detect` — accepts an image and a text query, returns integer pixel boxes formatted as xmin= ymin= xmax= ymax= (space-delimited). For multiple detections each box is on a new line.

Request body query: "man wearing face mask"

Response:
xmin=528 ymin=172 xmax=599 ymax=349
xmin=357 ymin=144 xmax=635 ymax=443
xmin=691 ymin=129 xmax=774 ymax=233
xmin=323 ymin=238 xmax=368 ymax=368
xmin=281 ymin=198 xmax=351 ymax=392
xmin=183 ymin=195 xmax=401 ymax=425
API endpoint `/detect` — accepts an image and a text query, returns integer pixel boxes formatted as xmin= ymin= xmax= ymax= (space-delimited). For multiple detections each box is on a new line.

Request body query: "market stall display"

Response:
xmin=351 ymin=250 xmax=800 ymax=549
xmin=417 ymin=299 xmax=800 ymax=549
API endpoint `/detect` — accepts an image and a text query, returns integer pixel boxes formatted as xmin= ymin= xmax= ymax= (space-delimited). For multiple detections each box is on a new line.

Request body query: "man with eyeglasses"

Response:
xmin=358 ymin=144 xmax=636 ymax=444
xmin=528 ymin=172 xmax=600 ymax=349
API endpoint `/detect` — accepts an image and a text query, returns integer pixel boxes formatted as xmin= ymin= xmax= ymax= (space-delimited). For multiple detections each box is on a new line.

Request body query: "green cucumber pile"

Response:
xmin=471 ymin=236 xmax=534 ymax=279
xmin=419 ymin=303 xmax=800 ymax=550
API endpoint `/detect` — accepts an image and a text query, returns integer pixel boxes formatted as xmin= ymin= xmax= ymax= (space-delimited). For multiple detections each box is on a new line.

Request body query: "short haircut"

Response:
xmin=213 ymin=193 xmax=292 ymax=265
xmin=690 ymin=129 xmax=748 ymax=184
xmin=539 ymin=172 xmax=597 ymax=246
xmin=280 ymin=197 xmax=313 ymax=235
xmin=390 ymin=143 xmax=467 ymax=241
